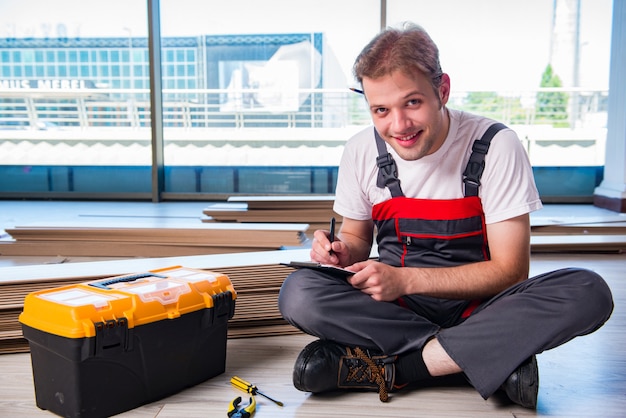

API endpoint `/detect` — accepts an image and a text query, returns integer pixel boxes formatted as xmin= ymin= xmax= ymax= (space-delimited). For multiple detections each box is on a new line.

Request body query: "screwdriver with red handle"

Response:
xmin=230 ymin=376 xmax=284 ymax=407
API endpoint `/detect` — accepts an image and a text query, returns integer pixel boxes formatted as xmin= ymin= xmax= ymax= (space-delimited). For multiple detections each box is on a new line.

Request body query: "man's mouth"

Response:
xmin=397 ymin=132 xmax=418 ymax=141
xmin=394 ymin=131 xmax=421 ymax=145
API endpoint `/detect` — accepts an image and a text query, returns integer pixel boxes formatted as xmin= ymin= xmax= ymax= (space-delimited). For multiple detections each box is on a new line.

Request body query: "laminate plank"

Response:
xmin=0 ymin=248 xmax=312 ymax=282
xmin=227 ymin=195 xmax=335 ymax=210
xmin=0 ymin=241 xmax=272 ymax=257
xmin=5 ymin=223 xmax=308 ymax=247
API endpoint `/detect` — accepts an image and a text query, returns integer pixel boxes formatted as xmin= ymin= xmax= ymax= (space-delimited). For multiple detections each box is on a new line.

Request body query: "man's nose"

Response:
xmin=391 ymin=110 xmax=412 ymax=132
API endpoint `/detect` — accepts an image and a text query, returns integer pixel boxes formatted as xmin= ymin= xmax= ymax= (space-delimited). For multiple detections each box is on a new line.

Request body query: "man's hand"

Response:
xmin=310 ymin=217 xmax=375 ymax=267
xmin=347 ymin=260 xmax=407 ymax=301
xmin=310 ymin=228 xmax=350 ymax=266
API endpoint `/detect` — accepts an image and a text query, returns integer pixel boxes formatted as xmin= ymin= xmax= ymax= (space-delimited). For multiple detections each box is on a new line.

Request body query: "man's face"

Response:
xmin=362 ymin=70 xmax=450 ymax=161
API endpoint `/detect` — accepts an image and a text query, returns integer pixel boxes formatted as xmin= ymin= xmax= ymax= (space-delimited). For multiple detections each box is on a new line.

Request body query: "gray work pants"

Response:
xmin=278 ymin=267 xmax=613 ymax=398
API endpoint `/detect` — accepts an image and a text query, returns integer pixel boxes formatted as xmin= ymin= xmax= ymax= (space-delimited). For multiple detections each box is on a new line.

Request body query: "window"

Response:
xmin=387 ymin=0 xmax=611 ymax=170
xmin=0 ymin=0 xmax=614 ymax=200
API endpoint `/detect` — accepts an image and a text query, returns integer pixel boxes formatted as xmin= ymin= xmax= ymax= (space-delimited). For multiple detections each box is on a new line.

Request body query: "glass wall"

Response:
xmin=157 ymin=0 xmax=380 ymax=197
xmin=386 ymin=0 xmax=612 ymax=169
xmin=0 ymin=0 xmax=151 ymax=196
xmin=0 ymin=0 xmax=613 ymax=200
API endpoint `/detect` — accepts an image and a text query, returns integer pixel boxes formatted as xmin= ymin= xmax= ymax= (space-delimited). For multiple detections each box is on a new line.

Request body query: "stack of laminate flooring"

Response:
xmin=1 ymin=220 xmax=308 ymax=258
xmin=203 ymin=195 xmax=341 ymax=235
xmin=0 ymin=252 xmax=307 ymax=354
xmin=530 ymin=218 xmax=626 ymax=253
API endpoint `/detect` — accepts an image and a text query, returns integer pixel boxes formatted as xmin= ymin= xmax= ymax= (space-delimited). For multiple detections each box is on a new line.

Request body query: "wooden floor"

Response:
xmin=1 ymin=201 xmax=625 ymax=417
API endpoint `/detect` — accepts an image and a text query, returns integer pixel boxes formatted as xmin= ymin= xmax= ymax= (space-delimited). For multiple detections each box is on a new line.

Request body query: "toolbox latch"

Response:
xmin=204 ymin=291 xmax=235 ymax=327
xmin=215 ymin=290 xmax=235 ymax=320
xmin=94 ymin=317 xmax=132 ymax=356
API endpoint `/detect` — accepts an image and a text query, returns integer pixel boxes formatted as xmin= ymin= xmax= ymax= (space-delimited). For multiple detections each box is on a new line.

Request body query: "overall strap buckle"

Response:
xmin=375 ymin=130 xmax=404 ymax=197
xmin=463 ymin=123 xmax=507 ymax=196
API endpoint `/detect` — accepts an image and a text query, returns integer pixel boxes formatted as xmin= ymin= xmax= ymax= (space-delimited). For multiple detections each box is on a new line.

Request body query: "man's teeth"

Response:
xmin=398 ymin=133 xmax=417 ymax=141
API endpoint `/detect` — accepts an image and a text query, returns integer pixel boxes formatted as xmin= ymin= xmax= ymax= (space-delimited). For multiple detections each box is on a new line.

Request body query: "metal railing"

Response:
xmin=0 ymin=87 xmax=609 ymax=131
xmin=0 ymin=86 xmax=609 ymax=168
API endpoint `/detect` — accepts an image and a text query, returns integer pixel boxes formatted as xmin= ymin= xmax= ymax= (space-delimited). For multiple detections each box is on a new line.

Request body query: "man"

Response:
xmin=278 ymin=23 xmax=613 ymax=408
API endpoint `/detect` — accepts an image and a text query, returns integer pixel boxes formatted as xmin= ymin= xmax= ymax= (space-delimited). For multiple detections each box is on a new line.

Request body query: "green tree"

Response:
xmin=535 ymin=64 xmax=569 ymax=127
xmin=461 ymin=92 xmax=527 ymax=125
xmin=460 ymin=91 xmax=504 ymax=122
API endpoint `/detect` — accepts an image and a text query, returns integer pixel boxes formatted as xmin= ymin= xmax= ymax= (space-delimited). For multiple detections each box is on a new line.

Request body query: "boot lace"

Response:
xmin=344 ymin=347 xmax=389 ymax=402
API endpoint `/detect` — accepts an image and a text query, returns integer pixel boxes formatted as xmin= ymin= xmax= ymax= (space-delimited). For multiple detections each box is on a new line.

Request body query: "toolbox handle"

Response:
xmin=89 ymin=272 xmax=167 ymax=290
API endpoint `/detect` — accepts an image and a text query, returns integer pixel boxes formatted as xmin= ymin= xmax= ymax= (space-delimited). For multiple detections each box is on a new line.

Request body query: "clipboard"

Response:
xmin=281 ymin=261 xmax=355 ymax=278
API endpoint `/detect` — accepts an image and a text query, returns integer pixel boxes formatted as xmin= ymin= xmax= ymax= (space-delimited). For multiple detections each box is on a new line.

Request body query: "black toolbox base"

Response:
xmin=23 ymin=307 xmax=230 ymax=418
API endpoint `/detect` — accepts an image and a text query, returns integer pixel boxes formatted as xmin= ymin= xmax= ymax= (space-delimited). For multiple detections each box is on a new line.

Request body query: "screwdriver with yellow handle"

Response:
xmin=230 ymin=376 xmax=284 ymax=407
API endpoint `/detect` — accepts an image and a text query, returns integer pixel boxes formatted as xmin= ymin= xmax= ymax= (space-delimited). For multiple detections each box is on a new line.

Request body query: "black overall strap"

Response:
xmin=462 ymin=122 xmax=508 ymax=197
xmin=374 ymin=129 xmax=404 ymax=197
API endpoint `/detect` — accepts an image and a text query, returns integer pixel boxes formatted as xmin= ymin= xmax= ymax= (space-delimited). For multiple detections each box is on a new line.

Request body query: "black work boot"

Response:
xmin=293 ymin=339 xmax=396 ymax=402
xmin=500 ymin=355 xmax=539 ymax=409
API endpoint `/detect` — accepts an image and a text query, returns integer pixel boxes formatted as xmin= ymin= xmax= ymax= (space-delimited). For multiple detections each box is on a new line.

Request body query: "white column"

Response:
xmin=594 ymin=0 xmax=626 ymax=212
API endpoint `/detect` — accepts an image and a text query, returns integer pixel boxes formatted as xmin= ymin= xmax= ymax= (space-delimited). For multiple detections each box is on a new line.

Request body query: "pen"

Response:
xmin=329 ymin=217 xmax=336 ymax=255
xmin=349 ymin=87 xmax=364 ymax=94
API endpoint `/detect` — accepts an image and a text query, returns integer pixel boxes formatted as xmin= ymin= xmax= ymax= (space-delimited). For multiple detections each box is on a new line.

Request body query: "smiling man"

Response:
xmin=278 ymin=23 xmax=613 ymax=408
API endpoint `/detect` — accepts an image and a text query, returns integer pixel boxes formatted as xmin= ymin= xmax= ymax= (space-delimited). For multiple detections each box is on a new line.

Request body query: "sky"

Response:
xmin=0 ymin=0 xmax=613 ymax=92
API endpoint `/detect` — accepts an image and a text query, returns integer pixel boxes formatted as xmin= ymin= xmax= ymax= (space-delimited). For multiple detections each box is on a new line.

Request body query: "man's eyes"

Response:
xmin=372 ymin=99 xmax=422 ymax=114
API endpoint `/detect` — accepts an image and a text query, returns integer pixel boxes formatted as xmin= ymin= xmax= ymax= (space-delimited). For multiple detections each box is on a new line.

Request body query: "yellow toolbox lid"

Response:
xmin=19 ymin=266 xmax=236 ymax=339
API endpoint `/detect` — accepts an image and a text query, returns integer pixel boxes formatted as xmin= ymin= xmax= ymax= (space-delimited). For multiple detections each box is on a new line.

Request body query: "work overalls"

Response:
xmin=372 ymin=124 xmax=505 ymax=320
xmin=278 ymin=125 xmax=613 ymax=398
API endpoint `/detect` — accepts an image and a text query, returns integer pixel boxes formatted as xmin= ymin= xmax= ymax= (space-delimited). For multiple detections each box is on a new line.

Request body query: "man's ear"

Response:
xmin=439 ymin=73 xmax=451 ymax=105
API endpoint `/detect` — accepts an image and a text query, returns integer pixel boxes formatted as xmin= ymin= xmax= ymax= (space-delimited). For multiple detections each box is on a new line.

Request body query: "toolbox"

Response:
xmin=19 ymin=265 xmax=236 ymax=418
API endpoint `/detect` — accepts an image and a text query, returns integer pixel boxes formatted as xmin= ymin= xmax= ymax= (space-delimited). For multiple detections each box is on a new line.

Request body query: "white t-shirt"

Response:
xmin=334 ymin=108 xmax=543 ymax=225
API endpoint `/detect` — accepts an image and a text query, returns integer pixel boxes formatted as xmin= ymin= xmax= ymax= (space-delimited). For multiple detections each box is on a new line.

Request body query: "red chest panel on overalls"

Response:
xmin=372 ymin=195 xmax=489 ymax=267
